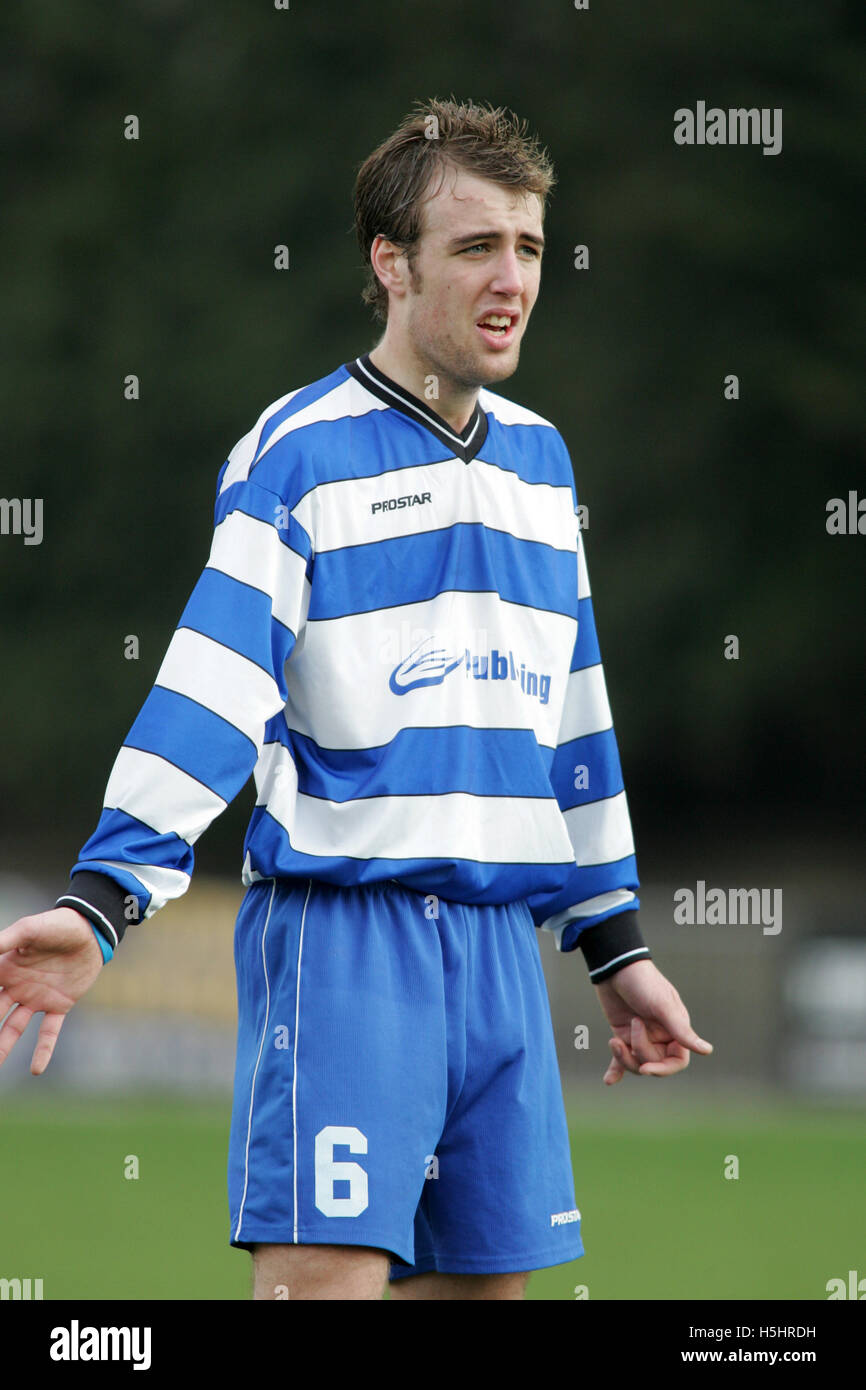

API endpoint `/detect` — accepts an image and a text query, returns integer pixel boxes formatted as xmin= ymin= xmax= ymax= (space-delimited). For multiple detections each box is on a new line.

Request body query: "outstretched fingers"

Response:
xmin=30 ymin=1013 xmax=65 ymax=1076
xmin=0 ymin=1002 xmax=34 ymax=1067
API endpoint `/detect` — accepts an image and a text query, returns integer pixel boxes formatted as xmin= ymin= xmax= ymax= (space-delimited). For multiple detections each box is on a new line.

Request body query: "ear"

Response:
xmin=370 ymin=234 xmax=411 ymax=304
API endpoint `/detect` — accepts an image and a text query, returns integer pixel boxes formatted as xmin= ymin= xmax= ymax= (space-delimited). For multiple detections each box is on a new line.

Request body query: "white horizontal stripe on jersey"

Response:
xmin=282 ymin=592 xmax=576 ymax=751
xmin=104 ymin=746 xmax=227 ymax=844
xmin=154 ymin=627 xmax=283 ymax=750
xmin=293 ymin=456 xmax=575 ymax=556
xmin=557 ymin=663 xmax=613 ymax=745
xmin=85 ymin=859 xmax=192 ymax=917
xmin=257 ymin=748 xmax=577 ymax=866
xmin=207 ymin=508 xmax=311 ymax=638
xmin=253 ymin=377 xmax=389 ymax=466
xmin=562 ymin=790 xmax=636 ymax=867
xmin=253 ymin=740 xmax=298 ymax=803
xmin=219 ymin=389 xmax=303 ymax=493
xmin=476 ymin=388 xmax=557 ymax=430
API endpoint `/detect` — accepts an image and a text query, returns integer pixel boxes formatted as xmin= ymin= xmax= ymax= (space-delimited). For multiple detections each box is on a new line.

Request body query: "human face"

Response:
xmin=400 ymin=166 xmax=544 ymax=396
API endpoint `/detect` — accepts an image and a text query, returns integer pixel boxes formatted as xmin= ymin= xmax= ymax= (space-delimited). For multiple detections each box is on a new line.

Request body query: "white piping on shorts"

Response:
xmin=234 ymin=879 xmax=277 ymax=1242
xmin=292 ymin=879 xmax=314 ymax=1242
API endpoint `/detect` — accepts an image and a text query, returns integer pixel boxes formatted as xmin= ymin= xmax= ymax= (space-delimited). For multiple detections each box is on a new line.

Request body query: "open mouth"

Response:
xmin=476 ymin=312 xmax=518 ymax=345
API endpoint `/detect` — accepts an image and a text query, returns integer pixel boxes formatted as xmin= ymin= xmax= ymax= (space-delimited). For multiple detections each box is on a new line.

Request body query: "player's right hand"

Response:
xmin=0 ymin=908 xmax=105 ymax=1076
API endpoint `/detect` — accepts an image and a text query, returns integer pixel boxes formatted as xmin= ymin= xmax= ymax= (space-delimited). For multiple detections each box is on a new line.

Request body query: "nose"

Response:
xmin=488 ymin=247 xmax=525 ymax=297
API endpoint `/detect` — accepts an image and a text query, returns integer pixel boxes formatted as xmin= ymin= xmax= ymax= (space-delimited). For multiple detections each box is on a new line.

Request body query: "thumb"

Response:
xmin=670 ymin=1022 xmax=713 ymax=1055
xmin=632 ymin=998 xmax=713 ymax=1056
xmin=638 ymin=990 xmax=712 ymax=1055
xmin=0 ymin=919 xmax=35 ymax=954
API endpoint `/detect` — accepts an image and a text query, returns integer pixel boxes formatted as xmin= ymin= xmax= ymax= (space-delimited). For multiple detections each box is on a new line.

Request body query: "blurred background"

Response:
xmin=1 ymin=0 xmax=863 ymax=1299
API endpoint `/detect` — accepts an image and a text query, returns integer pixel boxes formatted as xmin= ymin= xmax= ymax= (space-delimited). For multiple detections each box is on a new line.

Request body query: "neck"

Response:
xmin=367 ymin=335 xmax=479 ymax=435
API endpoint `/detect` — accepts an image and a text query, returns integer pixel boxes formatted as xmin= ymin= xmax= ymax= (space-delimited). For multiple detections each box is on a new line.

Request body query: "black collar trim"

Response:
xmin=345 ymin=353 xmax=489 ymax=463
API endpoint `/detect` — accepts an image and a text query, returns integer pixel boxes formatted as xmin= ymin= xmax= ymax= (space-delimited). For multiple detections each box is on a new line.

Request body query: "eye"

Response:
xmin=460 ymin=242 xmax=541 ymax=258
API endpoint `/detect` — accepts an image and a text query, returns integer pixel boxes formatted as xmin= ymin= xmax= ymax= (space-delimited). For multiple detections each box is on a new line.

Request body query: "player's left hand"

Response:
xmin=592 ymin=958 xmax=713 ymax=1084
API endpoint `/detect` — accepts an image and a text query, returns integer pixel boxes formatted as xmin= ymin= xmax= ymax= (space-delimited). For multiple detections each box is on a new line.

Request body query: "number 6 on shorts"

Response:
xmin=314 ymin=1125 xmax=369 ymax=1217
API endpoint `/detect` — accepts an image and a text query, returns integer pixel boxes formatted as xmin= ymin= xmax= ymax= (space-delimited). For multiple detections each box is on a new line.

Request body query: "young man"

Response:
xmin=0 ymin=99 xmax=711 ymax=1301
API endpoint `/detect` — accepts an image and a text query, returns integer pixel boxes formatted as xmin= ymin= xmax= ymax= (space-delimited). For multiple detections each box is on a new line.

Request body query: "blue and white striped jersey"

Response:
xmin=59 ymin=353 xmax=646 ymax=969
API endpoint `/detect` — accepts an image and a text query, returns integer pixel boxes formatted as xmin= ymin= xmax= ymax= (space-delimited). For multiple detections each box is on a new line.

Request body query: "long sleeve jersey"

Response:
xmin=58 ymin=353 xmax=650 ymax=981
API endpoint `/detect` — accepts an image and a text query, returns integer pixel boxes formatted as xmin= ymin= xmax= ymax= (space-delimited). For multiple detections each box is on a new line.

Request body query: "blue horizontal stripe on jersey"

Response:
xmin=251 ymin=411 xmax=456 ymax=500
xmin=479 ymin=416 xmax=568 ymax=486
xmin=177 ymin=570 xmax=296 ymax=680
xmin=125 ymin=687 xmax=257 ymax=802
xmin=573 ymin=595 xmax=601 ymax=670
xmin=242 ymin=806 xmax=577 ymax=903
xmin=548 ymin=728 xmax=625 ymax=810
xmin=267 ymin=726 xmax=558 ymax=802
xmin=308 ymin=525 xmax=577 ymax=623
xmin=525 ymin=853 xmax=640 ymax=929
xmin=248 ymin=385 xmax=569 ymax=502
xmin=75 ymin=806 xmax=196 ymax=870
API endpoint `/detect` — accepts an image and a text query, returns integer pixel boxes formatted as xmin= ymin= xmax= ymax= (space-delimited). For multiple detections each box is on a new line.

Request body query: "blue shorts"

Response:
xmin=227 ymin=877 xmax=584 ymax=1276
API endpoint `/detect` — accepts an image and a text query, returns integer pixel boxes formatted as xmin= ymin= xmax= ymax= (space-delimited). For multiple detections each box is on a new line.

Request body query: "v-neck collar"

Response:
xmin=345 ymin=352 xmax=489 ymax=463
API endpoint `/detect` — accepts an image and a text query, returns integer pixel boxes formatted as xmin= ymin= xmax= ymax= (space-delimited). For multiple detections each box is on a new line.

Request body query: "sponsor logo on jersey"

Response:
xmin=550 ymin=1207 xmax=581 ymax=1227
xmin=371 ymin=491 xmax=432 ymax=514
xmin=389 ymin=635 xmax=551 ymax=704
xmin=389 ymin=638 xmax=464 ymax=694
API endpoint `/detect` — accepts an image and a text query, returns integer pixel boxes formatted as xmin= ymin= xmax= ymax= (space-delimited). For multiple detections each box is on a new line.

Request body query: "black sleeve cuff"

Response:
xmin=55 ymin=871 xmax=135 ymax=951
xmin=576 ymin=910 xmax=651 ymax=982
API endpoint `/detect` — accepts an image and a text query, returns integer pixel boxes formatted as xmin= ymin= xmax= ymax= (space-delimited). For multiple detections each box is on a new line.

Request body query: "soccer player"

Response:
xmin=0 ymin=99 xmax=712 ymax=1301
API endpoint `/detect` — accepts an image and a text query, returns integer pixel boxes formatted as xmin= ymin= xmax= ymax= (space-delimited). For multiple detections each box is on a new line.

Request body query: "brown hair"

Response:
xmin=353 ymin=97 xmax=556 ymax=323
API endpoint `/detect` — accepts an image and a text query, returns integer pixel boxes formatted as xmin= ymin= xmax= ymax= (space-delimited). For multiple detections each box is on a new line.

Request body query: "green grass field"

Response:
xmin=1 ymin=1092 xmax=861 ymax=1300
